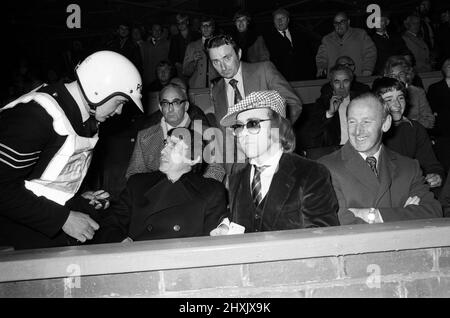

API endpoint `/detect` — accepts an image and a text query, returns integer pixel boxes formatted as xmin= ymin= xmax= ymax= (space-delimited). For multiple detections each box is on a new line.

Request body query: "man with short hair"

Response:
xmin=141 ymin=23 xmax=170 ymax=88
xmin=316 ymin=12 xmax=377 ymax=77
xmin=319 ymin=93 xmax=442 ymax=225
xmin=307 ymin=64 xmax=358 ymax=159
xmin=169 ymin=14 xmax=200 ymax=79
xmin=402 ymin=15 xmax=433 ymax=72
xmin=206 ymin=34 xmax=302 ymax=125
xmin=370 ymin=10 xmax=411 ymax=75
xmin=126 ymin=83 xmax=224 ymax=182
xmin=206 ymin=34 xmax=302 ymax=173
xmin=320 ymin=56 xmax=371 ymax=96
xmin=148 ymin=60 xmax=175 ymax=92
xmin=264 ymin=8 xmax=317 ymax=80
xmin=182 ymin=17 xmax=219 ymax=88
xmin=213 ymin=90 xmax=339 ymax=234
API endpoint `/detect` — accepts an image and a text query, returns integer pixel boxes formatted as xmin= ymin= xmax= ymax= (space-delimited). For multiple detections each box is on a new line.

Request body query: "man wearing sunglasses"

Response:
xmin=206 ymin=34 xmax=302 ymax=173
xmin=316 ymin=11 xmax=377 ymax=78
xmin=214 ymin=90 xmax=339 ymax=234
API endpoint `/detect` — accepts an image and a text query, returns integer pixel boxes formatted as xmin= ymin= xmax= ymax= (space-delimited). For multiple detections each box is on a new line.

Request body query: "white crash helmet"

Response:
xmin=75 ymin=50 xmax=143 ymax=112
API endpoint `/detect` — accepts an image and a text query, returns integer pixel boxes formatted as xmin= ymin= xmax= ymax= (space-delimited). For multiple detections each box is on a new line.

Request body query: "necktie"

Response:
xmin=366 ymin=156 xmax=378 ymax=177
xmin=229 ymin=79 xmax=243 ymax=105
xmin=251 ymin=165 xmax=268 ymax=206
xmin=282 ymin=30 xmax=292 ymax=47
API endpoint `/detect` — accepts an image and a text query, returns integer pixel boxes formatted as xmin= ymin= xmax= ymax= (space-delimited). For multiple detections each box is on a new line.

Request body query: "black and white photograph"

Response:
xmin=0 ymin=0 xmax=450 ymax=301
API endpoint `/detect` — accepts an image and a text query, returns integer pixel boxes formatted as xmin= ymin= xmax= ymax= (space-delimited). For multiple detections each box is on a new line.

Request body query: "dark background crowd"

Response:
xmin=1 ymin=0 xmax=449 ymax=105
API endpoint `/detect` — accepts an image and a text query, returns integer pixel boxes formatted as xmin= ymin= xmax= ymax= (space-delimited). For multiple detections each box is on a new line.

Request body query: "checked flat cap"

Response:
xmin=220 ymin=90 xmax=286 ymax=127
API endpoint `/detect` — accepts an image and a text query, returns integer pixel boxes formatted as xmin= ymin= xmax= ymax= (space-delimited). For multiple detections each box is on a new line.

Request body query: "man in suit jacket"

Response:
xmin=319 ymin=93 xmax=442 ymax=225
xmin=182 ymin=17 xmax=219 ymax=89
xmin=125 ymin=83 xmax=224 ymax=182
xmin=214 ymin=90 xmax=339 ymax=234
xmin=205 ymin=34 xmax=302 ymax=173
xmin=105 ymin=129 xmax=228 ymax=242
xmin=263 ymin=8 xmax=316 ymax=81
xmin=370 ymin=11 xmax=411 ymax=75
xmin=427 ymin=58 xmax=450 ymax=171
xmin=316 ymin=12 xmax=377 ymax=77
xmin=206 ymin=34 xmax=302 ymax=125
xmin=402 ymin=15 xmax=433 ymax=73
xmin=307 ymin=64 xmax=361 ymax=159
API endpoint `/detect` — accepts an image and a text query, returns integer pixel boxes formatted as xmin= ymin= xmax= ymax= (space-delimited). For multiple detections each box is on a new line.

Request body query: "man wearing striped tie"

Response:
xmin=319 ymin=93 xmax=442 ymax=225
xmin=213 ymin=90 xmax=339 ymax=234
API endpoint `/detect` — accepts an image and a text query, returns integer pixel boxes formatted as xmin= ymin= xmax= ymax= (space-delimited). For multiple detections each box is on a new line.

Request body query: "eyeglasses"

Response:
xmin=230 ymin=119 xmax=270 ymax=136
xmin=160 ymin=99 xmax=186 ymax=108
xmin=333 ymin=19 xmax=348 ymax=26
xmin=387 ymin=71 xmax=407 ymax=79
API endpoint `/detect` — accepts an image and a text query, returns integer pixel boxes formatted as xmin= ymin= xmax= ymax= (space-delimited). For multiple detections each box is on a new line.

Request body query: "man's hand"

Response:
xmin=81 ymin=190 xmax=110 ymax=210
xmin=194 ymin=50 xmax=203 ymax=61
xmin=348 ymin=208 xmax=383 ymax=224
xmin=361 ymin=70 xmax=372 ymax=76
xmin=404 ymin=196 xmax=421 ymax=207
xmin=425 ymin=173 xmax=442 ymax=188
xmin=327 ymin=95 xmax=344 ymax=117
xmin=62 ymin=211 xmax=100 ymax=243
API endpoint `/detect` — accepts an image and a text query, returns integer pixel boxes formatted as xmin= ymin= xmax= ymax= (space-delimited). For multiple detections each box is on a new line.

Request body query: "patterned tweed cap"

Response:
xmin=220 ymin=90 xmax=286 ymax=127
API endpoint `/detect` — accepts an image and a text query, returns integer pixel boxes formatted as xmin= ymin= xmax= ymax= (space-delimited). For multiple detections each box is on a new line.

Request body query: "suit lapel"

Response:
xmin=241 ymin=62 xmax=256 ymax=96
xmin=143 ymin=176 xmax=193 ymax=217
xmin=341 ymin=142 xmax=380 ymax=193
xmin=374 ymin=147 xmax=396 ymax=206
xmin=213 ymin=79 xmax=228 ymax=122
xmin=230 ymin=164 xmax=253 ymax=225
xmin=262 ymin=154 xmax=296 ymax=225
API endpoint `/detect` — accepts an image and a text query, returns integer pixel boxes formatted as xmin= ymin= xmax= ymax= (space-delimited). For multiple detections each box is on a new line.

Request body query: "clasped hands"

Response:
xmin=349 ymin=195 xmax=421 ymax=224
xmin=81 ymin=190 xmax=110 ymax=210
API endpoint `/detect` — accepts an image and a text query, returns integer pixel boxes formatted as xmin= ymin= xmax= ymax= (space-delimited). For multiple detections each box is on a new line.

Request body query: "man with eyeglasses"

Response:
xmin=320 ymin=56 xmax=371 ymax=97
xmin=126 ymin=83 xmax=225 ymax=182
xmin=182 ymin=16 xmax=219 ymax=88
xmin=212 ymin=90 xmax=339 ymax=234
xmin=316 ymin=12 xmax=377 ymax=78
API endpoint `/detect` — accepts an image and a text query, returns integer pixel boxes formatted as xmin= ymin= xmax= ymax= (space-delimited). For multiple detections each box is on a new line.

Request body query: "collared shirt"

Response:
xmin=338 ymin=95 xmax=351 ymax=145
xmin=376 ymin=31 xmax=389 ymax=39
xmin=278 ymin=28 xmax=293 ymax=44
xmin=358 ymin=144 xmax=382 ymax=169
xmin=249 ymin=148 xmax=284 ymax=200
xmin=224 ymin=63 xmax=245 ymax=107
xmin=160 ymin=113 xmax=190 ymax=139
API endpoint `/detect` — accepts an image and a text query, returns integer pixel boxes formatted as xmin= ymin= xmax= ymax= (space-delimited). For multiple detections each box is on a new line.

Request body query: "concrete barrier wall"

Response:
xmin=1 ymin=218 xmax=450 ymax=297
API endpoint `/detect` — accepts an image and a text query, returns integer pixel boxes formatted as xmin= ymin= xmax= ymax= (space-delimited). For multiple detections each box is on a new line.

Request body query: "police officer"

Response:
xmin=0 ymin=51 xmax=143 ymax=249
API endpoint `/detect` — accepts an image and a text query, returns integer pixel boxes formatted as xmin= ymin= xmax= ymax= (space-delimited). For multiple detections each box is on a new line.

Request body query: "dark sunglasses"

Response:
xmin=230 ymin=118 xmax=270 ymax=136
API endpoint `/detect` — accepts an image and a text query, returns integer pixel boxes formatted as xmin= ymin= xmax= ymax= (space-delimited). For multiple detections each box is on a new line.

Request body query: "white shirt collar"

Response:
xmin=160 ymin=113 xmax=190 ymax=138
xmin=249 ymin=147 xmax=283 ymax=168
xmin=358 ymin=144 xmax=382 ymax=163
xmin=224 ymin=62 xmax=243 ymax=85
